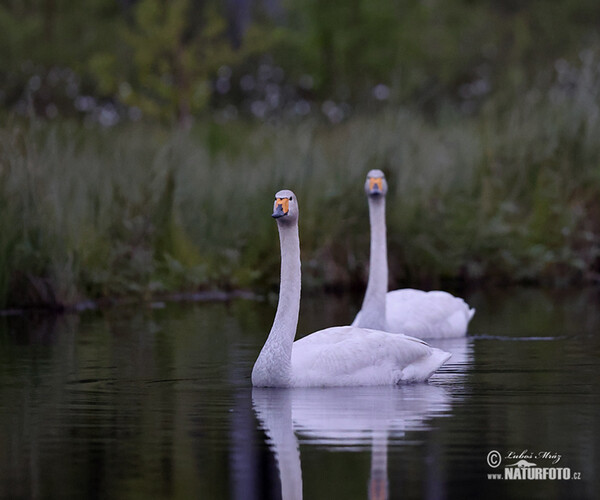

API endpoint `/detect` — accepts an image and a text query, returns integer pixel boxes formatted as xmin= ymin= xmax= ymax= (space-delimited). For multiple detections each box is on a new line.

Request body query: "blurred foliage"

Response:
xmin=1 ymin=1 xmax=600 ymax=307
xmin=1 ymin=0 xmax=600 ymax=122
xmin=1 ymin=54 xmax=600 ymax=308
xmin=90 ymin=0 xmax=239 ymax=123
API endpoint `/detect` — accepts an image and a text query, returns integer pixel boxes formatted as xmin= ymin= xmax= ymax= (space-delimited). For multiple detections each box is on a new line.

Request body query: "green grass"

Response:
xmin=1 ymin=59 xmax=600 ymax=308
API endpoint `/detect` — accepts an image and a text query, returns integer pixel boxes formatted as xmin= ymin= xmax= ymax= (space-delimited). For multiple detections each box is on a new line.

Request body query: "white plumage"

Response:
xmin=291 ymin=326 xmax=450 ymax=386
xmin=353 ymin=170 xmax=475 ymax=339
xmin=354 ymin=288 xmax=475 ymax=339
xmin=251 ymin=189 xmax=451 ymax=388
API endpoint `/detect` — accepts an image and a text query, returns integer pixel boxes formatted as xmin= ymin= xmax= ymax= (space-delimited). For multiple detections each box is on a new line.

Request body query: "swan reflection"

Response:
xmin=428 ymin=336 xmax=473 ymax=381
xmin=252 ymin=384 xmax=451 ymax=500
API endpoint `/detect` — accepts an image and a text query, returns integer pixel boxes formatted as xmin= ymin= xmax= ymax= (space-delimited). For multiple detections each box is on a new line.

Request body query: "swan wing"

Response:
xmin=385 ymin=289 xmax=475 ymax=339
xmin=290 ymin=326 xmax=450 ymax=387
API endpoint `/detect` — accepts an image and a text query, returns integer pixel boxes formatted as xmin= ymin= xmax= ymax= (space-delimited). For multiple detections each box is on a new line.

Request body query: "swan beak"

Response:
xmin=369 ymin=177 xmax=383 ymax=194
xmin=272 ymin=197 xmax=290 ymax=218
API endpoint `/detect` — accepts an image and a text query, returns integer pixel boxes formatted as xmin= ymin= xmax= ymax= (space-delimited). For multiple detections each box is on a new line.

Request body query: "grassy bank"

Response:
xmin=1 ymin=59 xmax=600 ymax=309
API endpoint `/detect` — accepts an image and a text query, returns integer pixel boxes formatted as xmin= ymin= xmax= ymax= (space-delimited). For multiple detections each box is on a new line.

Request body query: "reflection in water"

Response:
xmin=252 ymin=384 xmax=451 ymax=500
xmin=428 ymin=336 xmax=473 ymax=382
xmin=1 ymin=288 xmax=599 ymax=499
xmin=369 ymin=431 xmax=388 ymax=500
xmin=252 ymin=389 xmax=303 ymax=500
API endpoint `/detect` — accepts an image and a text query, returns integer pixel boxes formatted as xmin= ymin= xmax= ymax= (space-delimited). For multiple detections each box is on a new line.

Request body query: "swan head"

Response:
xmin=272 ymin=189 xmax=299 ymax=223
xmin=365 ymin=169 xmax=388 ymax=197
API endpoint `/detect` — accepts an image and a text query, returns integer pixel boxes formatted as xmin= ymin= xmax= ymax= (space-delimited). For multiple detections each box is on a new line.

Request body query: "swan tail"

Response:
xmin=468 ymin=307 xmax=476 ymax=321
xmin=399 ymin=348 xmax=451 ymax=383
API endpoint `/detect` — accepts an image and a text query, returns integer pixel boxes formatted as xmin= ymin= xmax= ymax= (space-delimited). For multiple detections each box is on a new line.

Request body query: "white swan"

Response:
xmin=251 ymin=190 xmax=451 ymax=387
xmin=352 ymin=170 xmax=475 ymax=339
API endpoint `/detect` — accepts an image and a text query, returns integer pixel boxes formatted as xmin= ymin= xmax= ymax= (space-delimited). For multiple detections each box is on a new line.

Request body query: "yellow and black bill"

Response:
xmin=272 ymin=197 xmax=290 ymax=218
xmin=368 ymin=177 xmax=384 ymax=194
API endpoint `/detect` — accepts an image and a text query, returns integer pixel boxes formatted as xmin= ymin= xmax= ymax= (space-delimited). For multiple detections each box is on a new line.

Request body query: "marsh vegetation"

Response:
xmin=2 ymin=1 xmax=600 ymax=308
xmin=2 ymin=54 xmax=600 ymax=309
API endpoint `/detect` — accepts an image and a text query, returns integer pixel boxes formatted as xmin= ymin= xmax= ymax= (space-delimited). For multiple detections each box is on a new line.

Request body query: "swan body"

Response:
xmin=290 ymin=325 xmax=451 ymax=387
xmin=251 ymin=189 xmax=451 ymax=388
xmin=353 ymin=170 xmax=475 ymax=339
xmin=354 ymin=288 xmax=475 ymax=339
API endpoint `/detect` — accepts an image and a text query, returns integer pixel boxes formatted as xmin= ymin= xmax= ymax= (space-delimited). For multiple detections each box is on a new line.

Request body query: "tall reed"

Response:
xmin=1 ymin=57 xmax=599 ymax=308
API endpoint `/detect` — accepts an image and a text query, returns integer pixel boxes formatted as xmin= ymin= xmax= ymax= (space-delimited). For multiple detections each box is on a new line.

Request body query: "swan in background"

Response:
xmin=251 ymin=190 xmax=451 ymax=387
xmin=252 ymin=384 xmax=451 ymax=500
xmin=352 ymin=170 xmax=475 ymax=339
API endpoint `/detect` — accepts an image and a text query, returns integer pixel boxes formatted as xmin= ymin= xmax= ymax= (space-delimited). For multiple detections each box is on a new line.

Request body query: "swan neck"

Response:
xmin=358 ymin=196 xmax=388 ymax=330
xmin=252 ymin=221 xmax=301 ymax=387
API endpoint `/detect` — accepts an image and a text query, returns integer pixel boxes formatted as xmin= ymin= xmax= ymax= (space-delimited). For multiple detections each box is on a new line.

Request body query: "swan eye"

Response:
xmin=289 ymin=196 xmax=293 ymax=201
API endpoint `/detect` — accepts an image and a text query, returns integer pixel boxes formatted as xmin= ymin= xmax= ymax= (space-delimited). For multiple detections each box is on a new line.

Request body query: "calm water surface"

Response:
xmin=0 ymin=288 xmax=599 ymax=499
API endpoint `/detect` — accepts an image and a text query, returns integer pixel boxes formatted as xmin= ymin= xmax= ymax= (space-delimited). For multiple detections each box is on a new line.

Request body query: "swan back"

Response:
xmin=290 ymin=326 xmax=451 ymax=387
xmin=385 ymin=289 xmax=475 ymax=339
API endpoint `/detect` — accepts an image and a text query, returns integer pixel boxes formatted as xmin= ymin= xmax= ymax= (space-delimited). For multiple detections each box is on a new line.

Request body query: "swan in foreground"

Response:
xmin=251 ymin=190 xmax=451 ymax=387
xmin=352 ymin=170 xmax=475 ymax=339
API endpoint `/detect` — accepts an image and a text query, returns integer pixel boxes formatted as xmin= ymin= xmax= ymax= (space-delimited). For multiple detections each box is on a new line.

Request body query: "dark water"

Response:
xmin=0 ymin=288 xmax=599 ymax=500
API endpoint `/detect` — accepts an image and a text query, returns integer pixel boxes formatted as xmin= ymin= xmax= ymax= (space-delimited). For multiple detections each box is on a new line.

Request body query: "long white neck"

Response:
xmin=356 ymin=195 xmax=388 ymax=330
xmin=252 ymin=220 xmax=301 ymax=387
